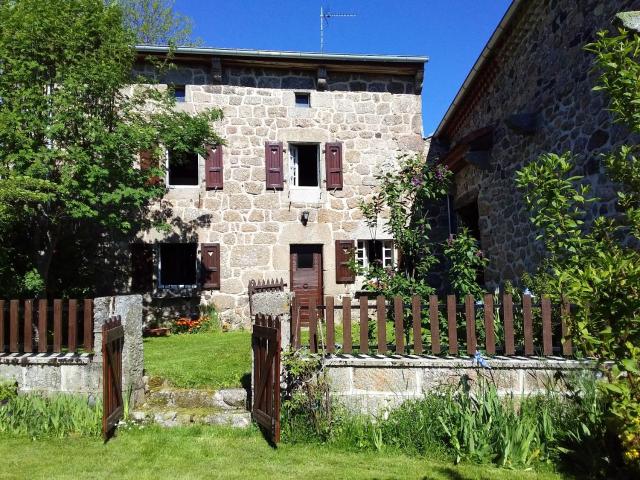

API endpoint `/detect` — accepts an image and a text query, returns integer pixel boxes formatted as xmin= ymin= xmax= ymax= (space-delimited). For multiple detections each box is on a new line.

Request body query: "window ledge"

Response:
xmin=153 ymin=286 xmax=199 ymax=299
xmin=289 ymin=187 xmax=322 ymax=204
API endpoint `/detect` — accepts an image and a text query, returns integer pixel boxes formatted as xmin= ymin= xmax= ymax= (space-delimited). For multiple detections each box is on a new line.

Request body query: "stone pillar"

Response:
xmin=94 ymin=294 xmax=145 ymax=407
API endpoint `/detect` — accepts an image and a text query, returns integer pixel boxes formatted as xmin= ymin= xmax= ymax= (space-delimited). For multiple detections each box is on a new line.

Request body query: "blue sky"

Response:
xmin=175 ymin=1 xmax=512 ymax=135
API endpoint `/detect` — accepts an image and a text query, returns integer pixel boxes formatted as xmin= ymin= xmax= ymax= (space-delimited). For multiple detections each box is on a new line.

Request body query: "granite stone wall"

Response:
xmin=134 ymin=62 xmax=424 ymax=327
xmin=0 ymin=295 xmax=144 ymax=406
xmin=434 ymin=0 xmax=640 ymax=288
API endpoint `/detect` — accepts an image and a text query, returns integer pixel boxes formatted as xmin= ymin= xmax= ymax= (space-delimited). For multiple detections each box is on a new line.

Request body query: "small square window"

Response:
xmin=168 ymin=150 xmax=198 ymax=186
xmin=158 ymin=243 xmax=197 ymax=287
xmin=295 ymin=92 xmax=310 ymax=108
xmin=173 ymin=85 xmax=186 ymax=102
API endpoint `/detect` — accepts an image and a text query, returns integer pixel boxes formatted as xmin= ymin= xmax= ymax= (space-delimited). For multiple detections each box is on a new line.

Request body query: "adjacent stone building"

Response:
xmin=431 ymin=0 xmax=640 ymax=288
xmin=130 ymin=47 xmax=426 ymax=327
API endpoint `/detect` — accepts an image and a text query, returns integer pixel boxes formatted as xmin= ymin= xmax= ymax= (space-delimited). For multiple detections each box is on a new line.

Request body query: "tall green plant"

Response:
xmin=515 ymin=23 xmax=640 ymax=470
xmin=357 ymin=154 xmax=451 ymax=300
xmin=443 ymin=227 xmax=488 ymax=298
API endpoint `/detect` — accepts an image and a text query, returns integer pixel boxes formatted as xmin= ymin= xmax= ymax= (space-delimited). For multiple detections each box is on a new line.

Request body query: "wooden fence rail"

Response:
xmin=292 ymin=293 xmax=573 ymax=357
xmin=0 ymin=299 xmax=93 ymax=354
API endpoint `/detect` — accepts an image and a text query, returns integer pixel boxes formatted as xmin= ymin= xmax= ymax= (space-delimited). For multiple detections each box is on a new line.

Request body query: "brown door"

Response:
xmin=290 ymin=245 xmax=323 ymax=326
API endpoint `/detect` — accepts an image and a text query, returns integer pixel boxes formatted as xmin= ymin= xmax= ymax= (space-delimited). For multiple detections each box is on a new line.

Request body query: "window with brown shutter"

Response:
xmin=205 ymin=144 xmax=223 ymax=190
xmin=139 ymin=150 xmax=162 ymax=185
xmin=325 ymin=142 xmax=343 ymax=190
xmin=265 ymin=141 xmax=284 ymax=190
xmin=335 ymin=240 xmax=355 ymax=284
xmin=201 ymin=243 xmax=221 ymax=289
xmin=130 ymin=243 xmax=154 ymax=292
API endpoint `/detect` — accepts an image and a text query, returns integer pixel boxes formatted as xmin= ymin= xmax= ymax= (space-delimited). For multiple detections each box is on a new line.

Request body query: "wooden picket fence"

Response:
xmin=0 ymin=299 xmax=93 ymax=354
xmin=292 ymin=293 xmax=573 ymax=357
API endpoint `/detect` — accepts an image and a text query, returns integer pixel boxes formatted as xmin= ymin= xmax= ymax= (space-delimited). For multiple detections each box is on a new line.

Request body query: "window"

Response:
xmin=289 ymin=144 xmax=319 ymax=187
xmin=294 ymin=92 xmax=310 ymax=108
xmin=356 ymin=240 xmax=394 ymax=269
xmin=173 ymin=85 xmax=186 ymax=102
xmin=168 ymin=150 xmax=198 ymax=186
xmin=297 ymin=252 xmax=314 ymax=269
xmin=158 ymin=243 xmax=197 ymax=288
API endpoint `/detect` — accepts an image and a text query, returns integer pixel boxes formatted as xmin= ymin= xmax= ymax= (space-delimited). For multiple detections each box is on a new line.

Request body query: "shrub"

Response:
xmin=0 ymin=380 xmax=17 ymax=404
xmin=0 ymin=393 xmax=102 ymax=438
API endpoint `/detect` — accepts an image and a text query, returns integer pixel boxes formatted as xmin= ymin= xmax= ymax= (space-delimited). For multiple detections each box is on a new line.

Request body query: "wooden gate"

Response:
xmin=102 ymin=315 xmax=124 ymax=441
xmin=252 ymin=314 xmax=281 ymax=444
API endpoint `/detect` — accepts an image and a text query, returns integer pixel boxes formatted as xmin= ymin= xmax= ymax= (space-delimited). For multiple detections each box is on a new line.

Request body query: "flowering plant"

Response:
xmin=443 ymin=227 xmax=488 ymax=298
xmin=172 ymin=316 xmax=203 ymax=334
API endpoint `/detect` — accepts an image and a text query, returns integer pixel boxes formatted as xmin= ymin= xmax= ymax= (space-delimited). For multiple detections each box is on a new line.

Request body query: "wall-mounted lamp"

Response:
xmin=301 ymin=210 xmax=310 ymax=226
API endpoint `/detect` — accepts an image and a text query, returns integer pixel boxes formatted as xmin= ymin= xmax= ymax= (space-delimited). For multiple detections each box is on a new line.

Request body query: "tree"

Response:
xmin=0 ymin=0 xmax=222 ymax=296
xmin=515 ymin=23 xmax=640 ymax=471
xmin=116 ymin=0 xmax=200 ymax=45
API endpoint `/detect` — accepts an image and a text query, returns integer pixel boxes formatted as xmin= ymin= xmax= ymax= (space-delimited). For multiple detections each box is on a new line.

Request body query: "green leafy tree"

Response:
xmin=357 ymin=154 xmax=452 ymax=301
xmin=115 ymin=0 xmax=201 ymax=45
xmin=0 ymin=0 xmax=222 ymax=296
xmin=443 ymin=227 xmax=488 ymax=298
xmin=515 ymin=24 xmax=640 ymax=471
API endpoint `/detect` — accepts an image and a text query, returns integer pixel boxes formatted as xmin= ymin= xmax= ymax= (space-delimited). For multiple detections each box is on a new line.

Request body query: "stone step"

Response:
xmin=131 ymin=409 xmax=251 ymax=428
xmin=144 ymin=387 xmax=247 ymax=410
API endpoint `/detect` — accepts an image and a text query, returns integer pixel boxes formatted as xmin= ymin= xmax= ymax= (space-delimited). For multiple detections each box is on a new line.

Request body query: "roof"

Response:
xmin=135 ymin=45 xmax=428 ymax=76
xmin=434 ymin=0 xmax=524 ymax=140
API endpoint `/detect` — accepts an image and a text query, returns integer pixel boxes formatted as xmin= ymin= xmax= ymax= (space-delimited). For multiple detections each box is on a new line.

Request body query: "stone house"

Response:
xmin=431 ymin=0 xmax=640 ymax=288
xmin=129 ymin=46 xmax=426 ymax=327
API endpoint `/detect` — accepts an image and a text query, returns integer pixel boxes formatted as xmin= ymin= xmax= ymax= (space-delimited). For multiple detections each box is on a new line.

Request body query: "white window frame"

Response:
xmin=356 ymin=240 xmax=394 ymax=269
xmin=289 ymin=143 xmax=322 ymax=203
xmin=166 ymin=149 xmax=200 ymax=189
xmin=157 ymin=243 xmax=199 ymax=289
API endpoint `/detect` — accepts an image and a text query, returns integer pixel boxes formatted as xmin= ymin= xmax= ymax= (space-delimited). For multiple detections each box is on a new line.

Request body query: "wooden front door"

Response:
xmin=290 ymin=245 xmax=323 ymax=326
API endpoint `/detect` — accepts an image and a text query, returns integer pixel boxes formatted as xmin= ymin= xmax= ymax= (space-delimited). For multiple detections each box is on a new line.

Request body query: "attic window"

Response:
xmin=173 ymin=85 xmax=186 ymax=102
xmin=295 ymin=92 xmax=310 ymax=108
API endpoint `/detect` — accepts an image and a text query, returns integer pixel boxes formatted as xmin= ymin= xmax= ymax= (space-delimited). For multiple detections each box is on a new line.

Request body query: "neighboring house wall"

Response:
xmin=433 ymin=0 xmax=640 ymax=288
xmin=132 ymin=54 xmax=425 ymax=327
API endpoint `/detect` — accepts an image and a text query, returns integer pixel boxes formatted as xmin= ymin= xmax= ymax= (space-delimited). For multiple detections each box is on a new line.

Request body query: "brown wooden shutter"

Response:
xmin=139 ymin=150 xmax=161 ymax=185
xmin=205 ymin=144 xmax=224 ymax=190
xmin=335 ymin=240 xmax=356 ymax=284
xmin=130 ymin=243 xmax=154 ymax=292
xmin=325 ymin=142 xmax=343 ymax=190
xmin=201 ymin=243 xmax=221 ymax=289
xmin=265 ymin=141 xmax=284 ymax=190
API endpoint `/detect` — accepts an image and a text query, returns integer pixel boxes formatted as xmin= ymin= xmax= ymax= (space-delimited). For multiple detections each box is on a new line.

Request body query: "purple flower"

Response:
xmin=475 ymin=250 xmax=484 ymax=258
xmin=411 ymin=176 xmax=423 ymax=187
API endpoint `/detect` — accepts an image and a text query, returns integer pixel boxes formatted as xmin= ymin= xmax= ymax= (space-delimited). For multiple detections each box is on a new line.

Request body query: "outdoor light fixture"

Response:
xmin=301 ymin=210 xmax=310 ymax=226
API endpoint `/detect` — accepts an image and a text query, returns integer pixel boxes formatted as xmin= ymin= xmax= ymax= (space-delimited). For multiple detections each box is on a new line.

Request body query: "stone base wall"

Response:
xmin=323 ymin=355 xmax=596 ymax=414
xmin=0 ymin=295 xmax=144 ymax=406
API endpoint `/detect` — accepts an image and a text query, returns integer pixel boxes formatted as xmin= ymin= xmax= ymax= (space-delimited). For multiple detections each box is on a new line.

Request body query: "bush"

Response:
xmin=0 ymin=393 xmax=102 ymax=438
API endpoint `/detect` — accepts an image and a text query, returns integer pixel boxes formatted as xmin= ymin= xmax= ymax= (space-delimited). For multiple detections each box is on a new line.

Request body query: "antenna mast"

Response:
xmin=320 ymin=6 xmax=356 ymax=53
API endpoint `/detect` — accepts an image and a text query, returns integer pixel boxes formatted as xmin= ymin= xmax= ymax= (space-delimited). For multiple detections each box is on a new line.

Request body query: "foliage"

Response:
xmin=0 ymin=425 xmax=560 ymax=480
xmin=357 ymin=154 xmax=451 ymax=301
xmin=282 ymin=369 xmax=614 ymax=474
xmin=515 ymin=25 xmax=640 ymax=471
xmin=0 ymin=380 xmax=17 ymax=404
xmin=116 ymin=0 xmax=200 ymax=46
xmin=144 ymin=330 xmax=250 ymax=389
xmin=0 ymin=0 xmax=222 ymax=297
xmin=443 ymin=227 xmax=489 ymax=298
xmin=0 ymin=393 xmax=101 ymax=438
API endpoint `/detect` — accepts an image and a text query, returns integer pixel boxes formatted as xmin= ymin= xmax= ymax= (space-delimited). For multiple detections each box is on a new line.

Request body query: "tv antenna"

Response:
xmin=320 ymin=6 xmax=356 ymax=52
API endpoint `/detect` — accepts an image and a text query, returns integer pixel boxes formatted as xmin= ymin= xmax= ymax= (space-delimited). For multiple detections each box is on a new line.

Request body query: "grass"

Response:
xmin=143 ymin=330 xmax=251 ymax=389
xmin=0 ymin=425 xmax=565 ymax=480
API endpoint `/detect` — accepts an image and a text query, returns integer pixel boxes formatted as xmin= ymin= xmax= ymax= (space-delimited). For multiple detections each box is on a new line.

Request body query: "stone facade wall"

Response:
xmin=0 ymin=295 xmax=144 ymax=406
xmin=434 ymin=0 xmax=640 ymax=287
xmin=134 ymin=61 xmax=424 ymax=327
xmin=324 ymin=356 xmax=596 ymax=414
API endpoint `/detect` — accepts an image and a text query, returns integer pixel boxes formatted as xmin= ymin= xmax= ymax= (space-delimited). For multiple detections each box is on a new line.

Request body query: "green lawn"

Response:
xmin=0 ymin=426 xmax=565 ymax=480
xmin=144 ymin=330 xmax=251 ymax=389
